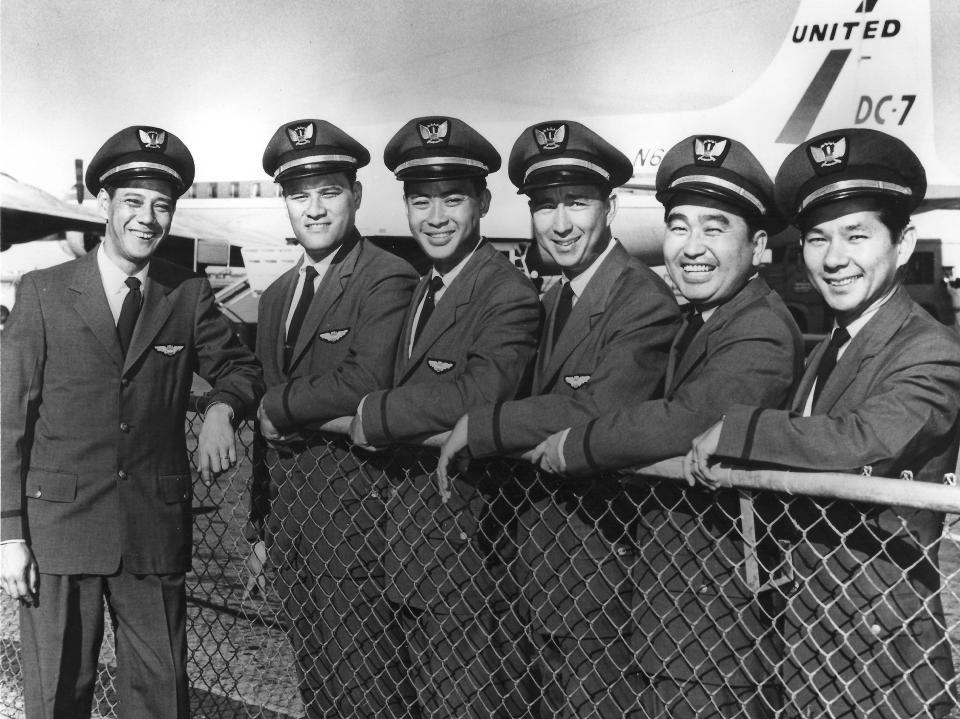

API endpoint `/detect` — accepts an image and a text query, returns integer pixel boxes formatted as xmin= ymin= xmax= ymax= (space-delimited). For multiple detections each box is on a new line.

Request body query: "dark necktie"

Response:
xmin=673 ymin=309 xmax=704 ymax=362
xmin=552 ymin=282 xmax=575 ymax=347
xmin=413 ymin=276 xmax=444 ymax=346
xmin=116 ymin=277 xmax=142 ymax=356
xmin=284 ymin=265 xmax=318 ymax=371
xmin=813 ymin=326 xmax=851 ymax=405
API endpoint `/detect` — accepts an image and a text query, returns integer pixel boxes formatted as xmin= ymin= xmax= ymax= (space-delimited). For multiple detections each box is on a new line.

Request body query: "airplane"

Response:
xmin=2 ymin=0 xmax=957 ymax=331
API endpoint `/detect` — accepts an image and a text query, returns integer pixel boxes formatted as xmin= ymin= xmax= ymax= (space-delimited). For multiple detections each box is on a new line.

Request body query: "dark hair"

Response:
xmin=280 ymin=169 xmax=359 ymax=196
xmin=403 ymin=175 xmax=487 ymax=197
xmin=876 ymin=204 xmax=911 ymax=241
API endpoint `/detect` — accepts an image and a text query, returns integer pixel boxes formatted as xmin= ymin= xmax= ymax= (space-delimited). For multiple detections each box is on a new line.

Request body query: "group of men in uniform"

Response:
xmin=1 ymin=112 xmax=958 ymax=719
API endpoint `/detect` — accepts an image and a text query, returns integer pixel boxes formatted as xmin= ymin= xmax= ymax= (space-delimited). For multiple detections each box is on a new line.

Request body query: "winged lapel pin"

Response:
xmin=318 ymin=328 xmax=350 ymax=343
xmin=154 ymin=344 xmax=184 ymax=356
xmin=564 ymin=374 xmax=590 ymax=389
xmin=427 ymin=358 xmax=455 ymax=374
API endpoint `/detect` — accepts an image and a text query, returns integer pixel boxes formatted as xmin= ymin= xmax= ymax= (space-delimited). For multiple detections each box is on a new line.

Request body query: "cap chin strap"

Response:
xmin=99 ymin=161 xmax=182 ymax=186
xmin=274 ymin=154 xmax=357 ymax=179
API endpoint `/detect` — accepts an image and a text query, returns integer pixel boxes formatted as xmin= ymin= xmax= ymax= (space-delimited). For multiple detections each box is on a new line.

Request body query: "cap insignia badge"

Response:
xmin=694 ymin=137 xmax=729 ymax=164
xmin=418 ymin=120 xmax=450 ymax=145
xmin=138 ymin=128 xmax=167 ymax=150
xmin=286 ymin=123 xmax=315 ymax=147
xmin=809 ymin=137 xmax=848 ymax=170
xmin=427 ymin=358 xmax=455 ymax=374
xmin=564 ymin=374 xmax=591 ymax=389
xmin=534 ymin=124 xmax=567 ymax=153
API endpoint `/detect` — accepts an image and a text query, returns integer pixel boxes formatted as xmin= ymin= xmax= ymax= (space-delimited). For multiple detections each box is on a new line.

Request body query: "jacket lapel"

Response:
xmin=538 ymin=243 xmax=628 ymax=391
xmin=532 ymin=283 xmax=560 ymax=391
xmin=269 ymin=264 xmax=301 ymax=375
xmin=396 ymin=274 xmax=431 ymax=380
xmin=69 ymin=252 xmax=124 ymax=369
xmin=399 ymin=242 xmax=495 ymax=382
xmin=288 ymin=232 xmax=362 ymax=371
xmin=124 ymin=262 xmax=177 ymax=374
xmin=667 ymin=277 xmax=770 ymax=393
xmin=813 ymin=287 xmax=913 ymax=412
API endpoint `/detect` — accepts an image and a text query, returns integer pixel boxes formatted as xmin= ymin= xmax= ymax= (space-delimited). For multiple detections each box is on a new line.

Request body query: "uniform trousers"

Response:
xmin=279 ymin=567 xmax=401 ymax=719
xmin=528 ymin=631 xmax=638 ymax=719
xmin=19 ymin=568 xmax=187 ymax=719
xmin=385 ymin=598 xmax=524 ymax=719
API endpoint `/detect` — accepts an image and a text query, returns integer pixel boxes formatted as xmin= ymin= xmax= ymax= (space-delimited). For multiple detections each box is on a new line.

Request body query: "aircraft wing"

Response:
xmin=0 ymin=173 xmax=104 ymax=246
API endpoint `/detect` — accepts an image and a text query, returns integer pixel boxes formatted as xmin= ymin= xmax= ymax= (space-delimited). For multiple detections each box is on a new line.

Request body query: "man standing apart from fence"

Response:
xmin=439 ymin=121 xmax=681 ymax=718
xmin=256 ymin=119 xmax=418 ymax=719
xmin=0 ymin=126 xmax=264 ymax=719
xmin=348 ymin=116 xmax=540 ymax=718
xmin=688 ymin=128 xmax=960 ymax=718
xmin=525 ymin=135 xmax=803 ymax=717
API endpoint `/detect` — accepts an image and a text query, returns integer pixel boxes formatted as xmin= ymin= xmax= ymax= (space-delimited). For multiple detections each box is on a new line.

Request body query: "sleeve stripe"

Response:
xmin=0 ymin=510 xmax=23 ymax=519
xmin=379 ymin=393 xmax=395 ymax=443
xmin=742 ymin=408 xmax=763 ymax=458
xmin=492 ymin=403 xmax=505 ymax=455
xmin=582 ymin=419 xmax=599 ymax=473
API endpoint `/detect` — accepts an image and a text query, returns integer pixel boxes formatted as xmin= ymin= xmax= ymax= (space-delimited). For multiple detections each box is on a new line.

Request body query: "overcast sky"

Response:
xmin=2 ymin=0 xmax=959 ymax=195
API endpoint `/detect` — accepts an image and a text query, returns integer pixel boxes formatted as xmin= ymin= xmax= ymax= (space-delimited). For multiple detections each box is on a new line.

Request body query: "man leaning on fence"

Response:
xmin=348 ymin=116 xmax=541 ymax=718
xmin=688 ymin=128 xmax=960 ymax=718
xmin=527 ymin=135 xmax=804 ymax=717
xmin=439 ymin=120 xmax=681 ymax=718
xmin=0 ymin=126 xmax=264 ymax=719
xmin=255 ymin=119 xmax=418 ymax=719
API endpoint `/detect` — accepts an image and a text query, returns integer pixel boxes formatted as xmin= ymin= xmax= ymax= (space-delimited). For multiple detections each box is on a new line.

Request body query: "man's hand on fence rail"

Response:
xmin=437 ymin=415 xmax=472 ymax=502
xmin=685 ymin=419 xmax=724 ymax=490
xmin=197 ymin=403 xmax=238 ymax=484
xmin=528 ymin=429 xmax=569 ymax=476
xmin=0 ymin=541 xmax=38 ymax=604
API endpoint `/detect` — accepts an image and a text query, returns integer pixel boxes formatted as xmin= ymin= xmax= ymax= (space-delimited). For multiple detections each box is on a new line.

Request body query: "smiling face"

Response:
xmin=528 ymin=184 xmax=615 ymax=279
xmin=404 ymin=178 xmax=489 ymax=274
xmin=802 ymin=209 xmax=915 ymax=324
xmin=282 ymin=172 xmax=361 ymax=262
xmin=98 ymin=183 xmax=175 ymax=275
xmin=662 ymin=205 xmax=766 ymax=310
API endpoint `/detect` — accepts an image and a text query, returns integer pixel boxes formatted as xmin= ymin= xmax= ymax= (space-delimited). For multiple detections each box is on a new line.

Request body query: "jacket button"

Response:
xmin=698 ymin=584 xmax=710 ymax=594
xmin=615 ymin=546 xmax=628 ymax=556
xmin=870 ymin=623 xmax=882 ymax=635
xmin=459 ymin=532 xmax=468 ymax=540
xmin=118 ymin=470 xmax=127 ymax=480
xmin=33 ymin=488 xmax=42 ymax=498
xmin=121 ymin=378 xmax=130 ymax=387
xmin=120 ymin=422 xmax=130 ymax=433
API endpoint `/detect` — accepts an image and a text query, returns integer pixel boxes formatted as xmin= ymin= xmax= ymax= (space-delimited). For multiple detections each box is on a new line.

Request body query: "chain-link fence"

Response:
xmin=2 ymin=410 xmax=959 ymax=718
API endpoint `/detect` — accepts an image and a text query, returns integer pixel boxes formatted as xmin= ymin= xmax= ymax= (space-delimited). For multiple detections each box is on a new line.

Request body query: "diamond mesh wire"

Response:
xmin=2 ymin=413 xmax=958 ymax=718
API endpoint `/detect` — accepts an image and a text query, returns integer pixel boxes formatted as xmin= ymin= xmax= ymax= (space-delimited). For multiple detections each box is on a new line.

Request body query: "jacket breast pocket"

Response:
xmin=25 ymin=469 xmax=77 ymax=502
xmin=159 ymin=474 xmax=192 ymax=504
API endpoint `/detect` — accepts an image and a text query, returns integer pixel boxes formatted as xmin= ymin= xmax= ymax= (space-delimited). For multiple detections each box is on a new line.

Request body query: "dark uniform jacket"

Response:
xmin=360 ymin=241 xmax=541 ymax=615
xmin=256 ymin=231 xmax=418 ymax=578
xmin=717 ymin=286 xmax=960 ymax=718
xmin=0 ymin=252 xmax=263 ymax=575
xmin=468 ymin=241 xmax=681 ymax=638
xmin=565 ymin=276 xmax=804 ymax=688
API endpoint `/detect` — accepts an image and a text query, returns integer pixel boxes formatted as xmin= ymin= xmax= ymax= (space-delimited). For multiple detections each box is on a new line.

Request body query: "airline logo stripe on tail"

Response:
xmin=776 ymin=48 xmax=851 ymax=144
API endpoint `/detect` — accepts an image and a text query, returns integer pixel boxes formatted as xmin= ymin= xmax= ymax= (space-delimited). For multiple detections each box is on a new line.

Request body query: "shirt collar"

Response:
xmin=834 ymin=284 xmax=899 ymax=341
xmin=567 ymin=238 xmax=619 ymax=299
xmin=298 ymin=248 xmax=337 ymax=277
xmin=430 ymin=237 xmax=482 ymax=286
xmin=97 ymin=244 xmax=148 ymax=292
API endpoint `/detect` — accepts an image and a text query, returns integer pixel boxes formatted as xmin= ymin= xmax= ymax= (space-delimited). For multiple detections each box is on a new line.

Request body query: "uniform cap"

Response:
xmin=85 ymin=126 xmax=194 ymax=197
xmin=384 ymin=116 xmax=501 ymax=181
xmin=508 ymin=120 xmax=633 ymax=193
xmin=775 ymin=127 xmax=926 ymax=228
xmin=656 ymin=135 xmax=783 ymax=232
xmin=263 ymin=119 xmax=370 ymax=184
